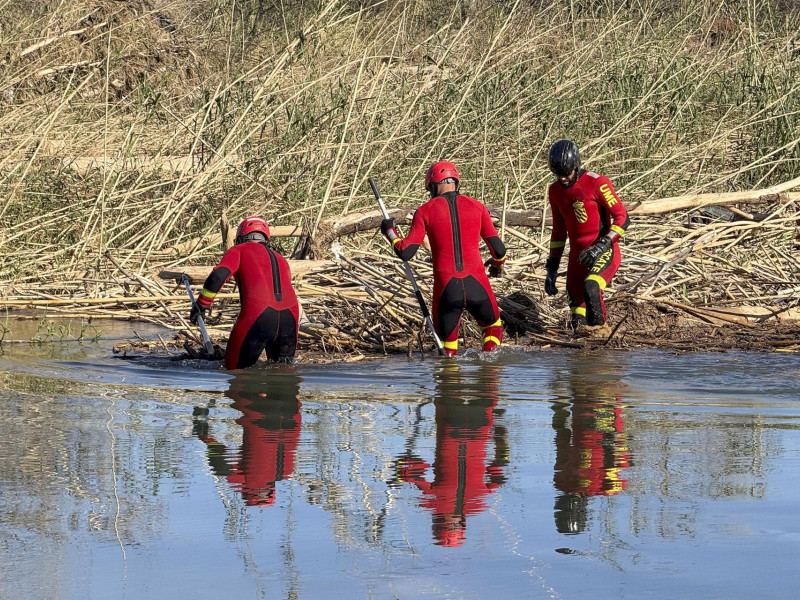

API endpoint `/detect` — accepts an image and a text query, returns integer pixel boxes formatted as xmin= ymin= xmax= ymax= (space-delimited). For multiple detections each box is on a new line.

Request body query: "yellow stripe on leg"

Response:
xmin=586 ymin=274 xmax=607 ymax=290
xmin=482 ymin=318 xmax=502 ymax=329
xmin=483 ymin=336 xmax=502 ymax=347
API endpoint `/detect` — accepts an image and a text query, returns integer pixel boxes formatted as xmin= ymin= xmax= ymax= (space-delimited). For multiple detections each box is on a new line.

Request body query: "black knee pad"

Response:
xmin=583 ymin=279 xmax=605 ymax=326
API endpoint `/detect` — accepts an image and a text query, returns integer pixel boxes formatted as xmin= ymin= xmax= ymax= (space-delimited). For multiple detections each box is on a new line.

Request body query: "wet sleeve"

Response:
xmin=549 ymin=193 xmax=567 ymax=261
xmin=596 ymin=176 xmax=630 ymax=241
xmin=480 ymin=205 xmax=507 ymax=263
xmin=393 ymin=207 xmax=426 ymax=261
xmin=197 ymin=248 xmax=240 ymax=308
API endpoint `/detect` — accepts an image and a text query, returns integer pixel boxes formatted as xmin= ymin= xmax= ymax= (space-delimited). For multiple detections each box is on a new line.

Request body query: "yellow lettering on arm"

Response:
xmin=600 ymin=183 xmax=619 ymax=207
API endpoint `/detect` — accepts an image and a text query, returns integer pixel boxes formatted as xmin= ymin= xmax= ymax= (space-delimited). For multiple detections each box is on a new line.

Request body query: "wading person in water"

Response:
xmin=380 ymin=161 xmax=507 ymax=357
xmin=544 ymin=140 xmax=630 ymax=334
xmin=190 ymin=216 xmax=300 ymax=369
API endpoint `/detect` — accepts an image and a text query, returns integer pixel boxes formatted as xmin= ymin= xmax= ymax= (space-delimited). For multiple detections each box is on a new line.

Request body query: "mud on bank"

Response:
xmin=110 ymin=293 xmax=800 ymax=366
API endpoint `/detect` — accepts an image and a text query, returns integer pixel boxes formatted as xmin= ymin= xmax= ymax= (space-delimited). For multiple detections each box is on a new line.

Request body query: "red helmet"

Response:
xmin=424 ymin=161 xmax=460 ymax=190
xmin=236 ymin=216 xmax=270 ymax=244
xmin=241 ymin=486 xmax=276 ymax=507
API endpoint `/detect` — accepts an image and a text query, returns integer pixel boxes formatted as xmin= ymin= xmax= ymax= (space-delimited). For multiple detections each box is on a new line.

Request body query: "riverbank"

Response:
xmin=3 ymin=244 xmax=798 ymax=361
xmin=105 ymin=288 xmax=800 ymax=365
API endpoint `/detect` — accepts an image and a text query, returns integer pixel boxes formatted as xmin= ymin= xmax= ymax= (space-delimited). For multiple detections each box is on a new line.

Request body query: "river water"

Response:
xmin=0 ymin=322 xmax=798 ymax=599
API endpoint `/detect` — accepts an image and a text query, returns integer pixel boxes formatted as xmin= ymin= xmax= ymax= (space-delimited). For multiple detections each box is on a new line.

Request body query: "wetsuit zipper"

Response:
xmin=266 ymin=245 xmax=282 ymax=301
xmin=445 ymin=192 xmax=463 ymax=272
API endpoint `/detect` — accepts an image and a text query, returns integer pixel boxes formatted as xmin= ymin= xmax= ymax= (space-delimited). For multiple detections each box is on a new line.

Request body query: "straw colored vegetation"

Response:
xmin=1 ymin=0 xmax=799 ymax=354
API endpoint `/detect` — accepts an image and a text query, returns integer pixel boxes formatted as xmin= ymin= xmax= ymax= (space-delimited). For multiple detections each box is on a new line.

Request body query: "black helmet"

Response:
xmin=548 ymin=139 xmax=581 ymax=177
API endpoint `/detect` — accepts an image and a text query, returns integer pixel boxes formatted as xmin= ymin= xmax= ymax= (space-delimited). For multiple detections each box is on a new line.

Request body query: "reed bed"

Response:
xmin=0 ymin=0 xmax=798 ymax=352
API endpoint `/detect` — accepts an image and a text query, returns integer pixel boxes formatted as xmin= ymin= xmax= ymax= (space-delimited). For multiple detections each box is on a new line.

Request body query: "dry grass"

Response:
xmin=0 ymin=0 xmax=798 ymax=348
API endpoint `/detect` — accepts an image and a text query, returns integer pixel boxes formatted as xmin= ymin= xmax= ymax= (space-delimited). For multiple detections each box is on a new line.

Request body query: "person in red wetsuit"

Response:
xmin=393 ymin=363 xmax=508 ymax=546
xmin=192 ymin=371 xmax=301 ymax=506
xmin=380 ymin=161 xmax=507 ymax=357
xmin=190 ymin=216 xmax=300 ymax=369
xmin=544 ymin=140 xmax=630 ymax=331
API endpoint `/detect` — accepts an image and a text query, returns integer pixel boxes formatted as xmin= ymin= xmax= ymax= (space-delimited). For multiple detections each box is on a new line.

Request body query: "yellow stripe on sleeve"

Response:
xmin=611 ymin=225 xmax=626 ymax=237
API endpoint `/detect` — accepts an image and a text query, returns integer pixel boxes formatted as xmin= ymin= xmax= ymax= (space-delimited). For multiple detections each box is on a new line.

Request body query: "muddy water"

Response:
xmin=1 ymin=323 xmax=799 ymax=599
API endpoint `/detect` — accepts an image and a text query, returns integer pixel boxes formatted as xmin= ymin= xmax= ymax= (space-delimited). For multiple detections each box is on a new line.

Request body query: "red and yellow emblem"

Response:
xmin=573 ymin=201 xmax=588 ymax=223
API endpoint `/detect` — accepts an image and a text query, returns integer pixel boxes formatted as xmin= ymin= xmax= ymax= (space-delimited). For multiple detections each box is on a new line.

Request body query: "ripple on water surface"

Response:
xmin=1 ymin=340 xmax=799 ymax=599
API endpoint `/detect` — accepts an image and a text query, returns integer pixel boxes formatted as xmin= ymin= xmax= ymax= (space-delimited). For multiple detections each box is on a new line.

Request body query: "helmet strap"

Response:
xmin=428 ymin=178 xmax=459 ymax=197
xmin=235 ymin=232 xmax=269 ymax=245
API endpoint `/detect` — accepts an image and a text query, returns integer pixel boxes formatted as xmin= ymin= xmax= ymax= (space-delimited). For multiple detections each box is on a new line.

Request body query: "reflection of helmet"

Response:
xmin=548 ymin=140 xmax=581 ymax=177
xmin=236 ymin=216 xmax=270 ymax=244
xmin=425 ymin=161 xmax=460 ymax=191
xmin=554 ymin=493 xmax=587 ymax=534
xmin=432 ymin=514 xmax=466 ymax=547
xmin=241 ymin=485 xmax=276 ymax=507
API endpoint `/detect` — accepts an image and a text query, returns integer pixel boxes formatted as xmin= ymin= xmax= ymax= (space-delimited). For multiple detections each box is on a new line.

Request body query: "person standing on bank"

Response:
xmin=190 ymin=216 xmax=300 ymax=369
xmin=380 ymin=161 xmax=507 ymax=357
xmin=544 ymin=140 xmax=630 ymax=331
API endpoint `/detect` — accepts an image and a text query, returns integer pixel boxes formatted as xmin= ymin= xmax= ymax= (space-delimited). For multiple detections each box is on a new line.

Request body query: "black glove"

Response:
xmin=190 ymin=304 xmax=205 ymax=325
xmin=545 ymin=257 xmax=559 ymax=296
xmin=484 ymin=257 xmax=504 ymax=278
xmin=578 ymin=236 xmax=613 ymax=268
xmin=380 ymin=218 xmax=396 ymax=237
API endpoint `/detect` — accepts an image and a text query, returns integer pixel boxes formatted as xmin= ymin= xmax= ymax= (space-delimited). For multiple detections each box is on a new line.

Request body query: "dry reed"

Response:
xmin=1 ymin=0 xmax=798 ymax=350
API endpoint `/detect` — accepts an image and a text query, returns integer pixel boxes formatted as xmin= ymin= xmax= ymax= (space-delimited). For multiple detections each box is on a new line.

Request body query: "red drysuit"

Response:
xmin=548 ymin=171 xmax=629 ymax=324
xmin=392 ymin=191 xmax=506 ymax=353
xmin=197 ymin=241 xmax=299 ymax=369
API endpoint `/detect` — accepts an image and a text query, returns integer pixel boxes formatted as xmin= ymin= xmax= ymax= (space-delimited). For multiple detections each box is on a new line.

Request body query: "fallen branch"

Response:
xmin=158 ymin=259 xmax=337 ymax=284
xmin=630 ymin=176 xmax=800 ymax=215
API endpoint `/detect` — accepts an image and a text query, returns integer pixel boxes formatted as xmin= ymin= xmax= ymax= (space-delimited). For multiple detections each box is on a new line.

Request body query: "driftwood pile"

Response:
xmin=1 ymin=179 xmax=799 ymax=356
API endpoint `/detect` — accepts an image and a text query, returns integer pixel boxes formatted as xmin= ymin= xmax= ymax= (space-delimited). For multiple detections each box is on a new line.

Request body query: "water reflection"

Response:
xmin=552 ymin=364 xmax=630 ymax=535
xmin=392 ymin=363 xmax=508 ymax=546
xmin=192 ymin=369 xmax=302 ymax=506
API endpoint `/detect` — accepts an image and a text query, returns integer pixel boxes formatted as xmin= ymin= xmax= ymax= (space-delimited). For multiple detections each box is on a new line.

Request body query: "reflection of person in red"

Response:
xmin=393 ymin=363 xmax=508 ymax=546
xmin=192 ymin=370 xmax=301 ymax=506
xmin=551 ymin=371 xmax=630 ymax=534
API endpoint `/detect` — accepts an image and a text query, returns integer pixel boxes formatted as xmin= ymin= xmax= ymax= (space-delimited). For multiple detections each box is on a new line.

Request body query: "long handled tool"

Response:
xmin=182 ymin=274 xmax=215 ymax=355
xmin=368 ymin=177 xmax=444 ymax=355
